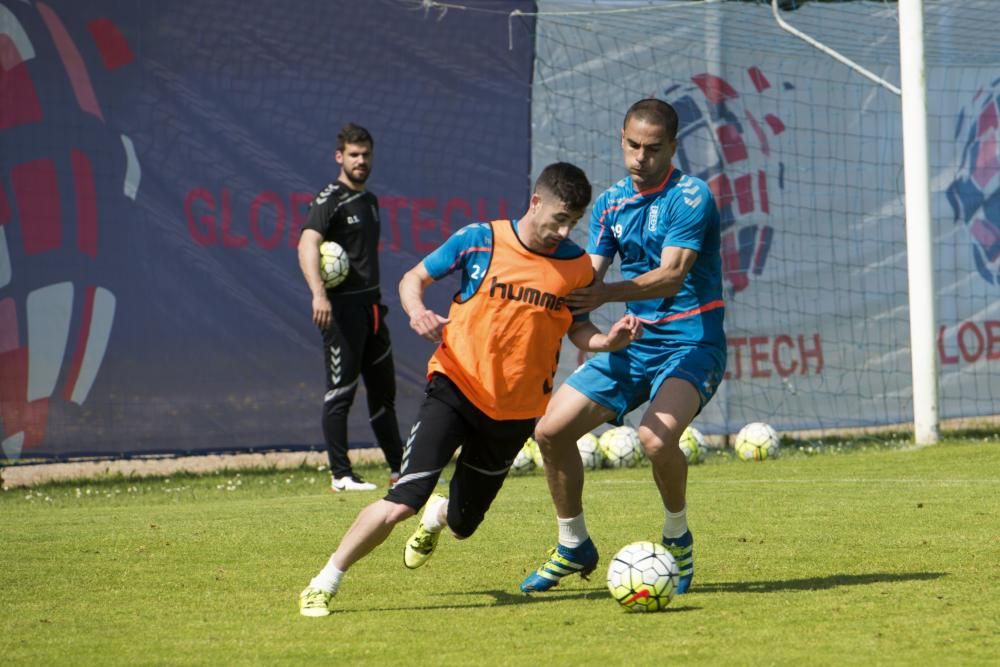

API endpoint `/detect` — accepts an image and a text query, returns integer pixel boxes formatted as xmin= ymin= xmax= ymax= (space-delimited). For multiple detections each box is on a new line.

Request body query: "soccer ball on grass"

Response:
xmin=511 ymin=437 xmax=540 ymax=474
xmin=576 ymin=432 xmax=604 ymax=470
xmin=734 ymin=422 xmax=781 ymax=461
xmin=606 ymin=541 xmax=680 ymax=612
xmin=599 ymin=426 xmax=642 ymax=468
xmin=679 ymin=426 xmax=705 ymax=464
xmin=319 ymin=241 xmax=350 ymax=288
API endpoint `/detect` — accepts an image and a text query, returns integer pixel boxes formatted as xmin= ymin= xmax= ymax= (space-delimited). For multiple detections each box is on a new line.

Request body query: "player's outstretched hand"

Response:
xmin=605 ymin=314 xmax=643 ymax=351
xmin=566 ymin=282 xmax=607 ymax=315
xmin=409 ymin=309 xmax=450 ymax=342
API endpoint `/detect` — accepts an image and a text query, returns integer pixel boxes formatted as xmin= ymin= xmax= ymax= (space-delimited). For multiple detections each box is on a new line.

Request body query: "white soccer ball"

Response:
xmin=599 ymin=426 xmax=642 ymax=468
xmin=734 ymin=422 xmax=781 ymax=461
xmin=679 ymin=426 xmax=705 ymax=465
xmin=319 ymin=241 xmax=350 ymax=288
xmin=606 ymin=541 xmax=679 ymax=612
xmin=576 ymin=432 xmax=604 ymax=470
xmin=511 ymin=437 xmax=540 ymax=474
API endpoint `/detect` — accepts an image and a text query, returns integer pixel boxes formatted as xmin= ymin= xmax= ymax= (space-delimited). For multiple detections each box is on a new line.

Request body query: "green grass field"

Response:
xmin=2 ymin=437 xmax=998 ymax=666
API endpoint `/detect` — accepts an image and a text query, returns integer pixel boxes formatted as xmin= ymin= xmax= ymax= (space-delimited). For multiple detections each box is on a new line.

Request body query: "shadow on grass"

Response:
xmin=331 ymin=586 xmax=702 ymax=615
xmin=697 ymin=571 xmax=946 ymax=594
xmin=325 ymin=572 xmax=945 ymax=615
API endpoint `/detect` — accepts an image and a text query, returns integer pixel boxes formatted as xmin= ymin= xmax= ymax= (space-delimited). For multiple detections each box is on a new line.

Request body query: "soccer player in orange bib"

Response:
xmin=299 ymin=162 xmax=643 ymax=616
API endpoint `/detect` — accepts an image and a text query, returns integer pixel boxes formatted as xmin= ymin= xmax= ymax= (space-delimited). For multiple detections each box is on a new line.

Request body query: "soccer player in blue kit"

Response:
xmin=521 ymin=99 xmax=726 ymax=595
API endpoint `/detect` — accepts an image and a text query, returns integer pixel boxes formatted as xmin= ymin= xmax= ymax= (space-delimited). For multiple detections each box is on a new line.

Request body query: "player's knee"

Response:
xmin=324 ymin=386 xmax=359 ymax=413
xmin=533 ymin=420 xmax=555 ymax=449
xmin=534 ymin=421 xmax=573 ymax=456
xmin=638 ymin=425 xmax=679 ymax=459
xmin=384 ymin=479 xmax=437 ymax=512
xmin=382 ymin=500 xmax=416 ymax=525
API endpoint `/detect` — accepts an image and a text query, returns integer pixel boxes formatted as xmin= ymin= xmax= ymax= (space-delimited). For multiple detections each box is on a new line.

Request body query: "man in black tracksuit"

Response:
xmin=297 ymin=123 xmax=403 ymax=491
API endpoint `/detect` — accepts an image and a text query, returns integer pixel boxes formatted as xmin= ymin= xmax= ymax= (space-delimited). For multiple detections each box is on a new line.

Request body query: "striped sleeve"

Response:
xmin=586 ymin=190 xmax=618 ymax=257
xmin=422 ymin=223 xmax=493 ymax=280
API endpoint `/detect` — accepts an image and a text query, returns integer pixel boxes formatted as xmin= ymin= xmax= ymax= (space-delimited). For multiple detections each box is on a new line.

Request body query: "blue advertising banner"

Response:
xmin=0 ymin=0 xmax=536 ymax=460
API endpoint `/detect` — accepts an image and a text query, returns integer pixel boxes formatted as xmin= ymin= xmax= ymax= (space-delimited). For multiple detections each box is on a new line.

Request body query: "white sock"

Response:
xmin=309 ymin=558 xmax=344 ymax=595
xmin=663 ymin=506 xmax=688 ymax=540
xmin=421 ymin=495 xmax=448 ymax=533
xmin=557 ymin=513 xmax=590 ymax=548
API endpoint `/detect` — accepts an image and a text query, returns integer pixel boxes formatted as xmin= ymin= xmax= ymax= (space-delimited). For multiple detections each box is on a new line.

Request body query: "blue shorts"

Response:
xmin=565 ymin=340 xmax=726 ymax=425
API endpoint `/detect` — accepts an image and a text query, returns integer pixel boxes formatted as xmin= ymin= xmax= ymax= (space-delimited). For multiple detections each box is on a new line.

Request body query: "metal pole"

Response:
xmin=898 ymin=0 xmax=940 ymax=444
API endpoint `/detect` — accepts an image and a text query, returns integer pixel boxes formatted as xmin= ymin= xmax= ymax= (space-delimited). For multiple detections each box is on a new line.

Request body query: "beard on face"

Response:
xmin=344 ymin=165 xmax=369 ymax=187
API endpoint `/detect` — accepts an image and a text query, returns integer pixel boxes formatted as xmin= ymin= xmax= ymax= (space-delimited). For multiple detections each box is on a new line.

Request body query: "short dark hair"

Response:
xmin=623 ymin=99 xmax=679 ymax=141
xmin=534 ymin=162 xmax=591 ymax=211
xmin=336 ymin=123 xmax=373 ymax=151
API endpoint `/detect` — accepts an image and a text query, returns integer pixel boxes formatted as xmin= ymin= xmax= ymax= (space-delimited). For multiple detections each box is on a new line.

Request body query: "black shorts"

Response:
xmin=384 ymin=374 xmax=534 ymax=538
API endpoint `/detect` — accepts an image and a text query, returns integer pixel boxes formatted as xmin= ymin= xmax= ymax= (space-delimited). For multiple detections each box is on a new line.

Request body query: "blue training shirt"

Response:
xmin=423 ymin=219 xmax=590 ymax=322
xmin=588 ymin=167 xmax=725 ymax=349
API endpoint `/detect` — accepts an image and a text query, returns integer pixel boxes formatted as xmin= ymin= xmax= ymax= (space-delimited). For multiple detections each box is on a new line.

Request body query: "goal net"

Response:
xmin=531 ymin=0 xmax=1000 ymax=434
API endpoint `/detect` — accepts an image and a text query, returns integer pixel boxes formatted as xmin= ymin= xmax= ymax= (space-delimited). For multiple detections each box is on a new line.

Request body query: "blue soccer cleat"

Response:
xmin=662 ymin=530 xmax=694 ymax=594
xmin=520 ymin=538 xmax=599 ymax=593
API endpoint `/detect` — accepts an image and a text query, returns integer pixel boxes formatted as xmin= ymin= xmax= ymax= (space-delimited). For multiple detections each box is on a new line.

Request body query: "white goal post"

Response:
xmin=896 ymin=0 xmax=940 ymax=444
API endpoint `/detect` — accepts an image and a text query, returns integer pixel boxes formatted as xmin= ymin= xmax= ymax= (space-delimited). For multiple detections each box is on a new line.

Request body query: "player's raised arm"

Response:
xmin=399 ymin=262 xmax=449 ymax=342
xmin=567 ymin=314 xmax=643 ymax=352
